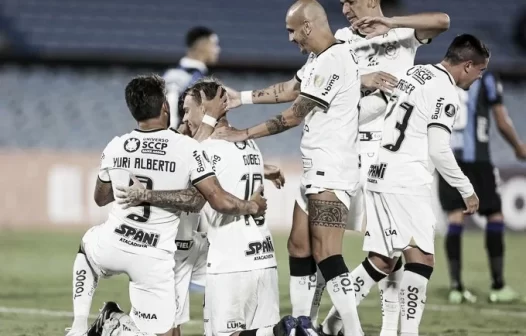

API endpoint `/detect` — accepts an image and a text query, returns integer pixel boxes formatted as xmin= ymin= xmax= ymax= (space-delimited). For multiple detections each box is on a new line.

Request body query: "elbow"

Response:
xmin=438 ymin=13 xmax=450 ymax=31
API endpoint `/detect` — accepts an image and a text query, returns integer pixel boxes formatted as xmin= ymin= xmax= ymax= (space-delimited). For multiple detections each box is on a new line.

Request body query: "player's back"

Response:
xmin=299 ymin=41 xmax=361 ymax=190
xmin=200 ymin=138 xmax=276 ymax=274
xmin=98 ymin=128 xmax=213 ymax=256
xmin=367 ymin=64 xmax=460 ymax=195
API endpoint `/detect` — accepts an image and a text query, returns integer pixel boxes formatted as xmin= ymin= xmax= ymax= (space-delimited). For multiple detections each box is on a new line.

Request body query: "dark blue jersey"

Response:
xmin=453 ymin=72 xmax=503 ymax=162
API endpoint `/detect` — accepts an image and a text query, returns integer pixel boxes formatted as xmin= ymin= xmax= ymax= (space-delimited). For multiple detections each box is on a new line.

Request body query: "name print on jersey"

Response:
xmin=112 ymin=156 xmax=176 ymax=172
xmin=245 ymin=236 xmax=275 ymax=261
xmin=114 ymin=224 xmax=160 ymax=248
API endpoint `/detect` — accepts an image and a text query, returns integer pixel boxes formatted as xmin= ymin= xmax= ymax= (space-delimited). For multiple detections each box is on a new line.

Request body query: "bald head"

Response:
xmin=287 ymin=0 xmax=328 ymax=26
xmin=286 ymin=0 xmax=334 ymax=54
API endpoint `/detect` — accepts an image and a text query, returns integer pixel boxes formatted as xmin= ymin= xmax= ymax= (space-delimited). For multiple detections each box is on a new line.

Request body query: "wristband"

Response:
xmin=240 ymin=91 xmax=254 ymax=105
xmin=202 ymin=114 xmax=217 ymax=127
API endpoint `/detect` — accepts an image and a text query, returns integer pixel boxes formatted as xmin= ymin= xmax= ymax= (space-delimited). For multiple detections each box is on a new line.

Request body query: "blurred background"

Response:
xmin=1 ymin=0 xmax=526 ymax=334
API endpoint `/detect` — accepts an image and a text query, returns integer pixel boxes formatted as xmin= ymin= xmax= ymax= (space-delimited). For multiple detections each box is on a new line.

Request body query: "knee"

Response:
xmin=367 ymin=252 xmax=394 ymax=275
xmin=487 ymin=212 xmax=504 ymax=225
xmin=447 ymin=210 xmax=464 ymax=224
xmin=287 ymin=235 xmax=310 ymax=258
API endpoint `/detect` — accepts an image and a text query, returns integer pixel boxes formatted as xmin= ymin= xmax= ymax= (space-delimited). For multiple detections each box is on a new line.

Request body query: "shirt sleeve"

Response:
xmin=428 ymin=127 xmax=474 ymax=198
xmin=482 ymin=72 xmax=504 ymax=105
xmin=300 ymin=53 xmax=346 ymax=109
xmin=97 ymin=137 xmax=118 ymax=182
xmin=426 ymin=86 xmax=460 ymax=134
xmin=187 ymin=138 xmax=216 ymax=185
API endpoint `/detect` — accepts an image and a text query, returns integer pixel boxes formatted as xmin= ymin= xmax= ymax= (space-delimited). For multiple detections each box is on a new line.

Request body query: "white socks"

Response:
xmin=325 ymin=272 xmax=363 ymax=336
xmin=309 ymin=267 xmax=326 ymax=327
xmin=70 ymin=253 xmax=98 ymax=333
xmin=399 ymin=266 xmax=431 ymax=336
xmin=379 ymin=266 xmax=403 ymax=336
xmin=290 ymin=275 xmax=318 ymax=317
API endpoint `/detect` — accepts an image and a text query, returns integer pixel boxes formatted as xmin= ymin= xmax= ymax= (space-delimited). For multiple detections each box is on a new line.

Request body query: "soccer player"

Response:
xmin=164 ymin=26 xmax=221 ymax=128
xmin=350 ymin=34 xmax=487 ymax=336
xmin=215 ymin=1 xmax=364 ymax=334
xmin=225 ymin=1 xmax=449 ymax=333
xmin=439 ymin=71 xmax=526 ymax=303
xmin=67 ymin=75 xmax=266 ymax=336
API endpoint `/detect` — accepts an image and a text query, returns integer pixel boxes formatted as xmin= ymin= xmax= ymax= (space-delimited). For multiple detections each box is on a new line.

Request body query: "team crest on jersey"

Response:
xmin=124 ymin=138 xmax=140 ymax=153
xmin=314 ymin=75 xmax=325 ymax=88
xmin=444 ymin=104 xmax=456 ymax=118
xmin=383 ymin=42 xmax=399 ymax=59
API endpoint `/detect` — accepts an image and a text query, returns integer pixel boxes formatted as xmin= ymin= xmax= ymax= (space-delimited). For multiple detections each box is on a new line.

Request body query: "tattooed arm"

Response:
xmin=245 ymin=95 xmax=326 ymax=140
xmin=94 ymin=177 xmax=114 ymax=207
xmin=249 ymin=76 xmax=301 ymax=104
xmin=134 ymin=176 xmax=265 ymax=216
xmin=194 ymin=176 xmax=266 ymax=216
xmin=128 ymin=186 xmax=207 ymax=213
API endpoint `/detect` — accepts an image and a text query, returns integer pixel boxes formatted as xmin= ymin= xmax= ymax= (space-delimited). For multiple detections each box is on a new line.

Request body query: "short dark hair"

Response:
xmin=186 ymin=78 xmax=225 ymax=105
xmin=186 ymin=26 xmax=215 ymax=48
xmin=125 ymin=74 xmax=166 ymax=122
xmin=444 ymin=34 xmax=490 ymax=65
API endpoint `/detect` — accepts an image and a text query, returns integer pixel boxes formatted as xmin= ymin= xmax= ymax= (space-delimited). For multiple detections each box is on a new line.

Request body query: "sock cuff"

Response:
xmin=393 ymin=258 xmax=404 ymax=272
xmin=404 ymin=263 xmax=433 ymax=280
xmin=289 ymin=256 xmax=317 ymax=276
xmin=486 ymin=221 xmax=505 ymax=232
xmin=363 ymin=258 xmax=388 ymax=282
xmin=318 ymin=255 xmax=349 ymax=281
xmin=447 ymin=224 xmax=464 ymax=235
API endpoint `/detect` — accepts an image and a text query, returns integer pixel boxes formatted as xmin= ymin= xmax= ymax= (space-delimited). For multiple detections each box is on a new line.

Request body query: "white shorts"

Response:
xmin=346 ymin=142 xmax=381 ymax=231
xmin=204 ymin=267 xmax=280 ymax=336
xmin=362 ymin=190 xmax=437 ymax=257
xmin=82 ymin=226 xmax=176 ymax=334
xmin=296 ymin=181 xmax=355 ymax=216
xmin=173 ymin=233 xmax=209 ymax=327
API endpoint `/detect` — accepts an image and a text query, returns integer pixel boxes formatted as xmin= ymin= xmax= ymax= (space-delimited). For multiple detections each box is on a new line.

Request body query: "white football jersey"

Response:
xmin=334 ymin=27 xmax=429 ymax=134
xmin=200 ymin=139 xmax=276 ymax=274
xmin=295 ymin=40 xmax=361 ymax=191
xmin=367 ymin=64 xmax=459 ymax=195
xmin=97 ymin=128 xmax=214 ymax=257
xmin=173 ymin=212 xmax=201 ymax=259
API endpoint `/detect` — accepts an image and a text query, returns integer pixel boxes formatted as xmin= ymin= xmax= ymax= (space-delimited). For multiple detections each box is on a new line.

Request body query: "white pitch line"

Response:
xmin=1 ymin=304 xmax=525 ymax=321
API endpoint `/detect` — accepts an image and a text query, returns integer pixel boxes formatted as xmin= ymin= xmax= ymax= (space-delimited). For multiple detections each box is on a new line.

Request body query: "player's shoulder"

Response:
xmin=334 ymin=27 xmax=353 ymax=40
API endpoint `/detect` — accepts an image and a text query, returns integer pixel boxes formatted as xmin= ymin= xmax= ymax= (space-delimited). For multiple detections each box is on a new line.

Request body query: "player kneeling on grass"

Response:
xmin=66 ymin=75 xmax=267 ymax=336
xmin=86 ymin=80 xmax=301 ymax=336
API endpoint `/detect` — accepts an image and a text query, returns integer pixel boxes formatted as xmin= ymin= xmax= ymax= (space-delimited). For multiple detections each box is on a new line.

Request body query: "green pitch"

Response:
xmin=1 ymin=230 xmax=525 ymax=336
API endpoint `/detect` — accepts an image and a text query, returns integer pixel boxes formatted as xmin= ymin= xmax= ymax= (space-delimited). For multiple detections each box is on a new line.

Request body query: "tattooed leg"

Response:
xmin=308 ymin=191 xmax=364 ymax=334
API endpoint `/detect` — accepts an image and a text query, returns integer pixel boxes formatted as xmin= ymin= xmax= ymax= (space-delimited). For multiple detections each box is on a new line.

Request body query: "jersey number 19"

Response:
xmin=241 ymin=173 xmax=265 ymax=226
